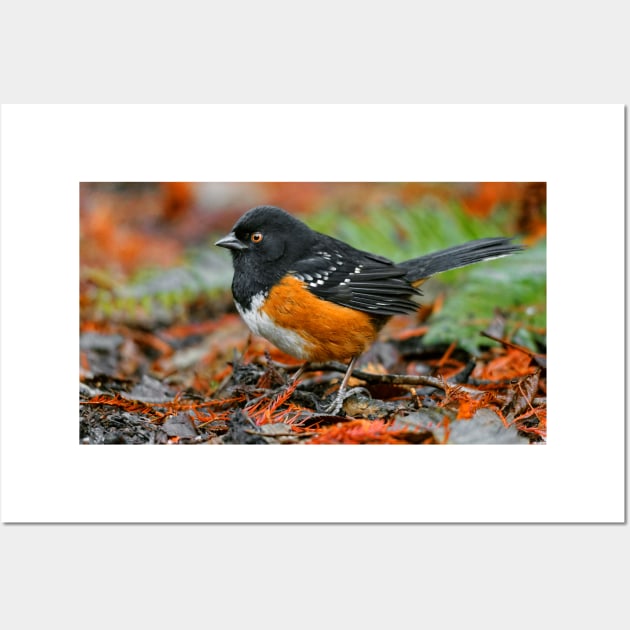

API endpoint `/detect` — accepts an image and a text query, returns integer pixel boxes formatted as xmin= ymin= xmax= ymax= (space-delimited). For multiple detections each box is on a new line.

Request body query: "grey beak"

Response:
xmin=215 ymin=232 xmax=248 ymax=251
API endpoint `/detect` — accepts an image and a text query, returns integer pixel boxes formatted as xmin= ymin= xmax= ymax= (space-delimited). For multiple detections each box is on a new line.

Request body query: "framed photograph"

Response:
xmin=1 ymin=105 xmax=623 ymax=523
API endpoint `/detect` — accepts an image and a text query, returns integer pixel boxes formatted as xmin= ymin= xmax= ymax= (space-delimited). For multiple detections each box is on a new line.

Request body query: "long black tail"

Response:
xmin=399 ymin=237 xmax=523 ymax=284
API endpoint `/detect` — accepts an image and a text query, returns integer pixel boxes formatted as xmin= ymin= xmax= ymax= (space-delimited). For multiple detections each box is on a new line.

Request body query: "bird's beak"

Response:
xmin=215 ymin=232 xmax=248 ymax=251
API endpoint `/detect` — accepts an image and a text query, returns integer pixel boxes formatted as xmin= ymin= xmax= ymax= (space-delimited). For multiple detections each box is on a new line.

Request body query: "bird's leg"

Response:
xmin=291 ymin=363 xmax=307 ymax=383
xmin=291 ymin=359 xmax=368 ymax=415
xmin=325 ymin=356 xmax=369 ymax=415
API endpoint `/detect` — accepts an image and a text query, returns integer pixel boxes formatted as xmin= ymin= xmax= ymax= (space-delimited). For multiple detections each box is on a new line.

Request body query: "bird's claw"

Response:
xmin=325 ymin=386 xmax=371 ymax=416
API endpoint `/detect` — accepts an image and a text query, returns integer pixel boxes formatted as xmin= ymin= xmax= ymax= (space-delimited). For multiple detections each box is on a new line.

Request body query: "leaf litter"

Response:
xmin=80 ymin=321 xmax=546 ymax=444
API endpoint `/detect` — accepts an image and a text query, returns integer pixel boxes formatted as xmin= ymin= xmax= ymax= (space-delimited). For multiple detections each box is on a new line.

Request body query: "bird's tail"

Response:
xmin=399 ymin=237 xmax=524 ymax=285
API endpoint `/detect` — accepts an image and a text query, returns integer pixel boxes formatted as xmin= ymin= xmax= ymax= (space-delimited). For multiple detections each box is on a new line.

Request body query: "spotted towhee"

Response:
xmin=216 ymin=205 xmax=523 ymax=414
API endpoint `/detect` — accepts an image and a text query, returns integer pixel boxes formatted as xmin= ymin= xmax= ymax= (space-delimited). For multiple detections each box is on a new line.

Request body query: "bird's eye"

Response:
xmin=251 ymin=232 xmax=263 ymax=243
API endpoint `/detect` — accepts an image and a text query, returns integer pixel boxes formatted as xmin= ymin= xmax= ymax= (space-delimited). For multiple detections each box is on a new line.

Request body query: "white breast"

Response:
xmin=236 ymin=292 xmax=310 ymax=360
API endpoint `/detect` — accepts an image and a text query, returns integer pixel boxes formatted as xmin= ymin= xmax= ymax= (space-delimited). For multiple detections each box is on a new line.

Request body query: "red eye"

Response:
xmin=251 ymin=232 xmax=263 ymax=243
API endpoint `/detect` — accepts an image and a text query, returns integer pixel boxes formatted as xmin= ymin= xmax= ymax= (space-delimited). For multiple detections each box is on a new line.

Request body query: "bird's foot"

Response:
xmin=325 ymin=386 xmax=371 ymax=416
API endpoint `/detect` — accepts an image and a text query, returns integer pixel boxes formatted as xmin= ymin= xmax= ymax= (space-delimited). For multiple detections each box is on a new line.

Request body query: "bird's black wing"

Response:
xmin=289 ymin=246 xmax=420 ymax=316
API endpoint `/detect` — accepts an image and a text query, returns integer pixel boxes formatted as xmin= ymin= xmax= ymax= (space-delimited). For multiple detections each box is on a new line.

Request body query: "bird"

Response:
xmin=216 ymin=205 xmax=523 ymax=414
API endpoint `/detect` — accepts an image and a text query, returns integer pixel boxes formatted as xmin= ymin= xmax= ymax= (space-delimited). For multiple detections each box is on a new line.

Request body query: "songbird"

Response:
xmin=216 ymin=205 xmax=522 ymax=414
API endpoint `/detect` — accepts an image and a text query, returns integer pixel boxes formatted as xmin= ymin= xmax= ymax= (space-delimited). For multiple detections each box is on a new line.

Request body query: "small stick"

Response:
xmin=303 ymin=361 xmax=446 ymax=389
xmin=297 ymin=361 xmax=546 ymax=408
xmin=480 ymin=331 xmax=545 ymax=359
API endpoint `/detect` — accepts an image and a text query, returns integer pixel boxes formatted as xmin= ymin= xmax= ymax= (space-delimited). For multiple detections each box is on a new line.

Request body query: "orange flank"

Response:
xmin=261 ymin=276 xmax=379 ymax=363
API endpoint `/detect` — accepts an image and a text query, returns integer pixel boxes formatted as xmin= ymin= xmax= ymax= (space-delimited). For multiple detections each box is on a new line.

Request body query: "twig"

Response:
xmin=278 ymin=358 xmax=548 ymax=413
xmin=480 ymin=331 xmax=546 ymax=359
xmin=298 ymin=361 xmax=547 ymax=408
xmin=300 ymin=361 xmax=446 ymax=389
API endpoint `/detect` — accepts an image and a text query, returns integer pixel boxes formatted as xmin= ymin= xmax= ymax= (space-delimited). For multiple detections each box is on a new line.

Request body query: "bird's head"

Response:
xmin=215 ymin=205 xmax=315 ymax=266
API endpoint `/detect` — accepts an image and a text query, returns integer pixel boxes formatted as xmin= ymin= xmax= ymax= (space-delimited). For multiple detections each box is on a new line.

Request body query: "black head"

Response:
xmin=216 ymin=206 xmax=320 ymax=302
xmin=216 ymin=205 xmax=316 ymax=265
